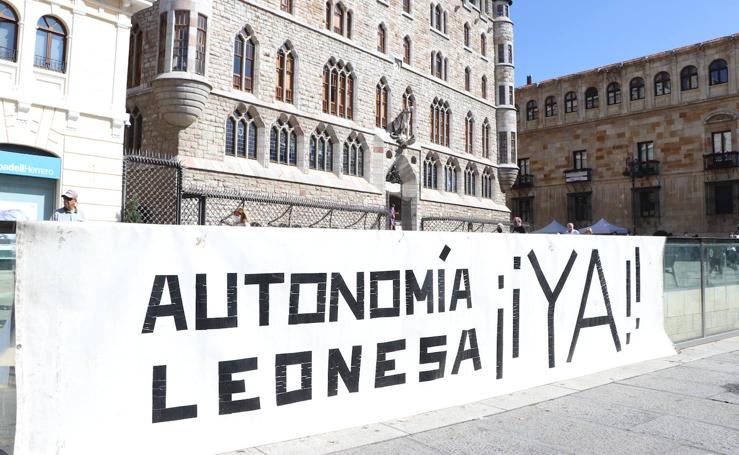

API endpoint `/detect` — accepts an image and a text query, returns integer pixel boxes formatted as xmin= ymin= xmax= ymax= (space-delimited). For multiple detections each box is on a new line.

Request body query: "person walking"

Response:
xmin=50 ymin=189 xmax=85 ymax=221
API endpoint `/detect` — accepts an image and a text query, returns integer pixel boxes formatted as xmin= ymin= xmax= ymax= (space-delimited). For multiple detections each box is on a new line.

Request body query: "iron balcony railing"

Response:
xmin=33 ymin=55 xmax=65 ymax=73
xmin=704 ymin=151 xmax=739 ymax=170
xmin=564 ymin=168 xmax=592 ymax=183
xmin=0 ymin=47 xmax=17 ymax=62
xmin=623 ymin=159 xmax=661 ymax=177
xmin=513 ymin=174 xmax=534 ymax=188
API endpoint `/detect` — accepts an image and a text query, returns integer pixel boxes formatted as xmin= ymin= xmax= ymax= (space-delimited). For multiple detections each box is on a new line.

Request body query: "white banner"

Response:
xmin=13 ymin=223 xmax=673 ymax=455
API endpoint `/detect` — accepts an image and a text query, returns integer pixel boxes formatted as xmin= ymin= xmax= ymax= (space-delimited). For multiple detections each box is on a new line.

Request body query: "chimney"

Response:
xmin=526 ymin=75 xmax=533 ymax=85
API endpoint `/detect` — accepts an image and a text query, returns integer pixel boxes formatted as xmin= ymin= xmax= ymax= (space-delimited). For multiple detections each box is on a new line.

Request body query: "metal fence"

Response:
xmin=121 ymin=154 xmax=182 ymax=224
xmin=420 ymin=216 xmax=518 ymax=232
xmin=181 ymin=187 xmax=388 ymax=229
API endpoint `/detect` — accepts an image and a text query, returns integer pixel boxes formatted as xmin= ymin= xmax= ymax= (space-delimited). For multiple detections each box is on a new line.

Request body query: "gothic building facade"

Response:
xmin=513 ymin=34 xmax=739 ymax=235
xmin=125 ymin=0 xmax=517 ymax=229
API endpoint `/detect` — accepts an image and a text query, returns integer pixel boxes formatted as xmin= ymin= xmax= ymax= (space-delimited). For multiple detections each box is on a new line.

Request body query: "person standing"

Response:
xmin=50 ymin=189 xmax=85 ymax=221
xmin=566 ymin=223 xmax=580 ymax=234
xmin=496 ymin=223 xmax=504 ymax=233
xmin=512 ymin=217 xmax=526 ymax=233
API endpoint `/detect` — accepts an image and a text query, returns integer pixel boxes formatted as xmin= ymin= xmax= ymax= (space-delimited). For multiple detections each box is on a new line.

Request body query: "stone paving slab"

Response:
xmin=631 ymin=414 xmax=739 ymax=454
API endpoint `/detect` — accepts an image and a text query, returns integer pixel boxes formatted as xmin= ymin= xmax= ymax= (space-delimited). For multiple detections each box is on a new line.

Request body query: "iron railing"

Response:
xmin=121 ymin=153 xmax=182 ymax=224
xmin=703 ymin=151 xmax=739 ymax=170
xmin=33 ymin=55 xmax=65 ymax=73
xmin=420 ymin=216 xmax=513 ymax=232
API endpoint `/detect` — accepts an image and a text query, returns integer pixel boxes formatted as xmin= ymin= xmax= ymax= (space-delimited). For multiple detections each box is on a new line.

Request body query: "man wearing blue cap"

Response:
xmin=50 ymin=189 xmax=85 ymax=221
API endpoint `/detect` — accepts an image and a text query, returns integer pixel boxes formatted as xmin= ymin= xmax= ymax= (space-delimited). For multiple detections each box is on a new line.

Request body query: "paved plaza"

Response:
xmin=228 ymin=336 xmax=739 ymax=455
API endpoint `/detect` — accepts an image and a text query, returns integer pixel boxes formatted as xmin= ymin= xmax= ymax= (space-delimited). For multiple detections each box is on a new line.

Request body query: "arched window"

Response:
xmin=654 ymin=72 xmax=671 ymax=96
xmin=481 ymin=75 xmax=487 ymax=99
xmin=607 ymin=82 xmax=621 ymax=105
xmin=403 ymin=36 xmax=411 ymax=64
xmin=402 ymin=87 xmax=415 ymax=135
xmin=34 ymin=16 xmax=66 ymax=72
xmin=431 ymin=51 xmax=446 ymax=79
xmin=464 ymin=67 xmax=471 ymax=91
xmin=464 ymin=112 xmax=474 ymax=154
xmin=680 ymin=65 xmax=698 ymax=91
xmin=0 ymin=1 xmax=18 ymax=62
xmin=309 ymin=127 xmax=334 ymax=171
xmin=326 ymin=1 xmax=351 ymax=38
xmin=403 ymin=0 xmax=411 ymax=14
xmin=333 ymin=3 xmax=344 ymax=34
xmin=463 ymin=23 xmax=470 ymax=48
xmin=225 ymin=109 xmax=258 ymax=159
xmin=480 ymin=34 xmax=487 ymax=57
xmin=233 ymin=27 xmax=256 ymax=91
xmin=526 ymin=100 xmax=538 ymax=121
xmin=124 ymin=108 xmax=143 ymax=154
xmin=481 ymin=118 xmax=490 ymax=158
xmin=464 ymin=164 xmax=477 ymax=196
xmin=545 ymin=96 xmax=557 ymax=117
xmin=709 ymin=59 xmax=728 ymax=86
xmin=564 ymin=91 xmax=577 ymax=113
xmin=127 ymin=24 xmax=143 ymax=87
xmin=275 ymin=44 xmax=295 ymax=103
xmin=280 ymin=0 xmax=292 ymax=13
xmin=342 ymin=134 xmax=364 ymax=176
xmin=375 ymin=78 xmax=389 ymax=128
xmin=377 ymin=24 xmax=386 ymax=53
xmin=269 ymin=119 xmax=298 ymax=166
xmin=322 ymin=59 xmax=355 ymax=119
xmin=630 ymin=77 xmax=645 ymax=100
xmin=430 ymin=3 xmax=447 ymax=33
xmin=584 ymin=87 xmax=598 ymax=109
xmin=430 ymin=98 xmax=450 ymax=146
xmin=481 ymin=166 xmax=493 ymax=199
xmin=444 ymin=159 xmax=458 ymax=192
xmin=423 ymin=153 xmax=438 ymax=189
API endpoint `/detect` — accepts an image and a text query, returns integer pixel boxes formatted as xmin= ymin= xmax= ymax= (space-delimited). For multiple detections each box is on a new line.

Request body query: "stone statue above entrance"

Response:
xmin=388 ymin=108 xmax=415 ymax=150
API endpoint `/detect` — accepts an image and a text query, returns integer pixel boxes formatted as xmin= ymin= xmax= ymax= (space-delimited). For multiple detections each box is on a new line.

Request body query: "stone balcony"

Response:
xmin=498 ymin=163 xmax=519 ymax=192
xmin=151 ymin=72 xmax=212 ymax=129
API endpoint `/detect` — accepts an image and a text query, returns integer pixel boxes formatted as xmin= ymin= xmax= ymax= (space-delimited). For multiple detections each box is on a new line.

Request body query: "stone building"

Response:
xmin=0 ymin=0 xmax=150 ymax=221
xmin=513 ymin=34 xmax=739 ymax=236
xmin=125 ymin=0 xmax=518 ymax=229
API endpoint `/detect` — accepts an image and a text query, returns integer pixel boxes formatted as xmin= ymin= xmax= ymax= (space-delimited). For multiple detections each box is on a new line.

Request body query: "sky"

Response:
xmin=513 ymin=0 xmax=739 ymax=87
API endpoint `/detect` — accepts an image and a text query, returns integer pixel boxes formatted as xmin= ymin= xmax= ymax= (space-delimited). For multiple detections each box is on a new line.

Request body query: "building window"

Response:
xmin=564 ymin=91 xmax=577 ymax=113
xmin=567 ymin=192 xmax=592 ymax=225
xmin=402 ymin=87 xmax=415 ymax=135
xmin=496 ymin=3 xmax=508 ymax=17
xmin=498 ymin=132 xmax=508 ymax=164
xmin=464 ymin=67 xmax=471 ymax=91
xmin=637 ymin=141 xmax=654 ymax=162
xmin=430 ymin=51 xmax=447 ymax=80
xmin=498 ymin=85 xmax=506 ymax=105
xmin=431 ymin=4 xmax=447 ymax=33
xmin=481 ymin=75 xmax=487 ymax=99
xmin=509 ymin=86 xmax=514 ymax=105
xmin=127 ymin=24 xmax=143 ymax=87
xmin=712 ymin=130 xmax=732 ymax=154
xmin=194 ymin=14 xmax=207 ymax=75
xmin=680 ymin=65 xmax=698 ymax=91
xmin=526 ymin=100 xmax=538 ymax=120
xmin=545 ymin=96 xmax=557 ymax=117
xmin=481 ymin=118 xmax=490 ymax=158
xmin=309 ymin=128 xmax=334 ymax=171
xmin=124 ymin=108 xmax=143 ymax=153
xmin=0 ymin=1 xmax=18 ymax=62
xmin=709 ymin=59 xmax=728 ymax=86
xmin=326 ymin=1 xmax=352 ymax=38
xmin=225 ymin=109 xmax=258 ymax=159
xmin=654 ymin=71 xmax=670 ymax=96
xmin=497 ymin=43 xmax=504 ymax=64
xmin=464 ymin=164 xmax=477 ymax=196
xmin=403 ymin=36 xmax=411 ymax=64
xmin=322 ymin=59 xmax=354 ymax=119
xmin=508 ymin=44 xmax=513 ymax=64
xmin=377 ymin=24 xmax=386 ymax=53
xmin=481 ymin=167 xmax=494 ymax=199
xmin=630 ymin=77 xmax=645 ymax=100
xmin=275 ymin=44 xmax=295 ymax=103
xmin=172 ymin=10 xmax=189 ymax=71
xmin=573 ymin=150 xmax=587 ymax=170
xmin=463 ymin=23 xmax=470 ymax=47
xmin=34 ymin=16 xmax=66 ymax=72
xmin=429 ymin=98 xmax=450 ymax=146
xmin=585 ymin=87 xmax=599 ymax=109
xmin=518 ymin=157 xmax=529 ymax=176
xmin=269 ymin=119 xmax=298 ymax=165
xmin=512 ymin=197 xmax=533 ymax=225
xmin=636 ymin=188 xmax=660 ymax=218
xmin=464 ymin=112 xmax=474 ymax=154
xmin=444 ymin=159 xmax=458 ymax=192
xmin=708 ymin=183 xmax=735 ymax=215
xmin=375 ymin=78 xmax=389 ymax=128
xmin=281 ymin=0 xmax=292 ymax=13
xmin=403 ymin=0 xmax=411 ymax=14
xmin=342 ymin=135 xmax=364 ymax=176
xmin=607 ymin=82 xmax=621 ymax=105
xmin=233 ymin=28 xmax=256 ymax=91
xmin=423 ymin=153 xmax=439 ymax=189
xmin=480 ymin=34 xmax=486 ymax=57
xmin=157 ymin=13 xmax=167 ymax=73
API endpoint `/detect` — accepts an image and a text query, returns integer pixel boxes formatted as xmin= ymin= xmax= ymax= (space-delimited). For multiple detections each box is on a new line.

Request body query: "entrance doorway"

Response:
xmin=385 ymin=155 xmax=418 ymax=230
